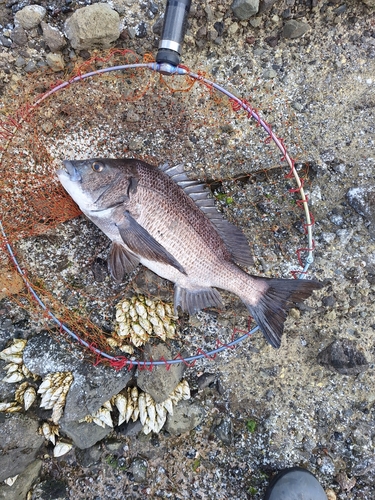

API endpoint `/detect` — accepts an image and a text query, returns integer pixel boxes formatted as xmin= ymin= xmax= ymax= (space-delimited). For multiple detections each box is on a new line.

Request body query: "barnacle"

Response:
xmin=0 ymin=401 xmax=22 ymax=412
xmin=82 ymin=380 xmax=191 ymax=435
xmin=38 ymin=372 xmax=73 ymax=424
xmin=110 ymin=295 xmax=178 ymax=350
xmin=53 ymin=441 xmax=72 ymax=457
xmin=14 ymin=382 xmax=37 ymax=410
xmin=39 ymin=421 xmax=60 ymax=445
xmin=4 ymin=475 xmax=18 ymax=486
xmin=0 ymin=339 xmax=39 ymax=384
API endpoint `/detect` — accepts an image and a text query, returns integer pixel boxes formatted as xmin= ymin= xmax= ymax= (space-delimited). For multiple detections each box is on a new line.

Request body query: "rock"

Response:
xmin=0 ymin=414 xmax=44 ymax=482
xmin=46 ymin=53 xmax=65 ymax=72
xmin=117 ymin=419 xmax=143 ymax=437
xmin=164 ymin=400 xmax=205 ymax=435
xmin=283 ymin=20 xmax=310 ymax=39
xmin=108 ymin=0 xmax=131 ymax=15
xmin=317 ymin=339 xmax=368 ymax=375
xmin=11 ymin=25 xmax=28 ymax=46
xmin=258 ymin=0 xmax=278 ymax=13
xmin=75 ymin=444 xmax=102 ymax=467
xmin=137 ymin=345 xmax=185 ymax=403
xmin=130 ymin=457 xmax=148 ymax=483
xmin=0 ymin=459 xmax=42 ymax=500
xmin=361 ymin=0 xmax=375 ymax=6
xmin=14 ymin=5 xmax=46 ymax=30
xmin=31 ymin=479 xmax=68 ymax=500
xmin=64 ymin=4 xmax=121 ymax=51
xmin=231 ymin=0 xmax=259 ymax=20
xmin=213 ymin=418 xmax=233 ymax=445
xmin=0 ymin=35 xmax=12 ymax=48
xmin=59 ymin=418 xmax=112 ymax=450
xmin=41 ymin=22 xmax=66 ymax=52
xmin=23 ymin=331 xmax=133 ymax=447
xmin=347 ymin=186 xmax=375 ymax=239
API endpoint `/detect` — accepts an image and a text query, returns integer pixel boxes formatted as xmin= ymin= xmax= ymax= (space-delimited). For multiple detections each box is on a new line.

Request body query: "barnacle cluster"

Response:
xmin=109 ymin=295 xmax=177 ymax=352
xmin=82 ymin=380 xmax=191 ymax=435
xmin=38 ymin=371 xmax=74 ymax=424
xmin=0 ymin=339 xmax=39 ymax=413
xmin=0 ymin=339 xmax=36 ymax=384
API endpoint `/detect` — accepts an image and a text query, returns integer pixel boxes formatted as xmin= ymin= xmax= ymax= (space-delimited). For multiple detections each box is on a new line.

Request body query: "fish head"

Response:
xmin=57 ymin=158 xmax=135 ymax=212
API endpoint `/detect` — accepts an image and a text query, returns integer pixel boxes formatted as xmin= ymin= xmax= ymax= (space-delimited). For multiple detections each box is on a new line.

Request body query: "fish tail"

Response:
xmin=242 ymin=277 xmax=322 ymax=349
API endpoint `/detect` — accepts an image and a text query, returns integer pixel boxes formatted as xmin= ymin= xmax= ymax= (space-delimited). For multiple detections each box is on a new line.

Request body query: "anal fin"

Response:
xmin=174 ymin=286 xmax=223 ymax=315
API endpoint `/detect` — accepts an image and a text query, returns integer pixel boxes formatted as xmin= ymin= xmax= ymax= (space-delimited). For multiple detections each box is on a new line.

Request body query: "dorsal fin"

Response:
xmin=160 ymin=163 xmax=254 ymax=267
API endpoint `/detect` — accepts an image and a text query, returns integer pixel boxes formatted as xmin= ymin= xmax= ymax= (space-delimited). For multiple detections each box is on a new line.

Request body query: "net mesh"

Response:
xmin=0 ymin=50 xmax=313 ymax=366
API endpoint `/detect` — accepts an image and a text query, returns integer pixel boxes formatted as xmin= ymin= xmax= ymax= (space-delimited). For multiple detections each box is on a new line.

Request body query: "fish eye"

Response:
xmin=92 ymin=161 xmax=104 ymax=172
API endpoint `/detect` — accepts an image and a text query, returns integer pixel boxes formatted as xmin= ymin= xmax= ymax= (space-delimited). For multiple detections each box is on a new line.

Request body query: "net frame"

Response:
xmin=0 ymin=59 xmax=316 ymax=369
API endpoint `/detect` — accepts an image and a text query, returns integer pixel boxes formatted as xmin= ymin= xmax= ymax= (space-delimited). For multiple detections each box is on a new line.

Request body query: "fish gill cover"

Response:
xmin=0 ymin=49 xmax=317 ymax=367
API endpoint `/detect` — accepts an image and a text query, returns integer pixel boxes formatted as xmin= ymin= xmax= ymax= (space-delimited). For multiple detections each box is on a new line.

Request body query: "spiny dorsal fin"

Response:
xmin=160 ymin=162 xmax=254 ymax=268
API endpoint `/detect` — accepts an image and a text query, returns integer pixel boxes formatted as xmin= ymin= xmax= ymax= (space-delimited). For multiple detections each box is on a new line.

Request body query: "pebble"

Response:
xmin=165 ymin=400 xmax=206 ymax=435
xmin=231 ymin=0 xmax=260 ymax=20
xmin=41 ymin=22 xmax=66 ymax=52
xmin=130 ymin=458 xmax=148 ymax=483
xmin=283 ymin=20 xmax=310 ymax=39
xmin=14 ymin=5 xmax=46 ymax=30
xmin=46 ymin=52 xmax=65 ymax=72
xmin=0 ymin=35 xmax=12 ymax=47
xmin=64 ymin=4 xmax=121 ymax=50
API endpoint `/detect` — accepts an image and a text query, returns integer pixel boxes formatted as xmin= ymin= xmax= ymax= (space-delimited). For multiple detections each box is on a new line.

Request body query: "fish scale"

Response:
xmin=57 ymin=158 xmax=322 ymax=348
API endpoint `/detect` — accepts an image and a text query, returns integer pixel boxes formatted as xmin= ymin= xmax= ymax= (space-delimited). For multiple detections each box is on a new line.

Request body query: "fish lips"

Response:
xmin=57 ymin=160 xmax=82 ymax=182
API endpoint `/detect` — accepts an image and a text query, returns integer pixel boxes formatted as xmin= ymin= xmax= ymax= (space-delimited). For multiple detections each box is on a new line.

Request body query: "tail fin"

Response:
xmin=244 ymin=278 xmax=323 ymax=349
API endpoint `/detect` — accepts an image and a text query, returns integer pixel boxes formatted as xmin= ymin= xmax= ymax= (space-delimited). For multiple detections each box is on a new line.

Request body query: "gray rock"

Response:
xmin=14 ymin=5 xmax=46 ymax=30
xmin=23 ymin=332 xmax=133 ymax=444
xmin=258 ymin=0 xmax=278 ymax=13
xmin=46 ymin=53 xmax=65 ymax=72
xmin=213 ymin=418 xmax=233 ymax=445
xmin=0 ymin=414 xmax=44 ymax=482
xmin=59 ymin=419 xmax=111 ymax=450
xmin=75 ymin=444 xmax=102 ymax=467
xmin=31 ymin=479 xmax=68 ymax=500
xmin=24 ymin=60 xmax=37 ymax=72
xmin=231 ymin=0 xmax=259 ymax=21
xmin=231 ymin=0 xmax=259 ymax=20
xmin=130 ymin=457 xmax=148 ymax=482
xmin=0 ymin=459 xmax=42 ymax=500
xmin=347 ymin=185 xmax=375 ymax=239
xmin=164 ymin=400 xmax=206 ymax=435
xmin=64 ymin=4 xmax=121 ymax=51
xmin=0 ymin=35 xmax=11 ymax=48
xmin=283 ymin=20 xmax=310 ymax=39
xmin=41 ymin=22 xmax=66 ymax=52
xmin=318 ymin=339 xmax=368 ymax=375
xmin=137 ymin=345 xmax=185 ymax=403
xmin=11 ymin=25 xmax=28 ymax=46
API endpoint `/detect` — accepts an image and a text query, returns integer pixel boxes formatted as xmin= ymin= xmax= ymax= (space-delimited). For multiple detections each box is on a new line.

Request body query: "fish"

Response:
xmin=57 ymin=158 xmax=322 ymax=348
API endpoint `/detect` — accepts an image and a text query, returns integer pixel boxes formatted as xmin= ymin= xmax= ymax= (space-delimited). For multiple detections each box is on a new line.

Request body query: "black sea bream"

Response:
xmin=57 ymin=158 xmax=322 ymax=348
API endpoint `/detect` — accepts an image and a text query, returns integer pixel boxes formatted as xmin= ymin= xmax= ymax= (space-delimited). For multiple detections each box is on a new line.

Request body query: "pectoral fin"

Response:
xmin=108 ymin=242 xmax=140 ymax=282
xmin=117 ymin=211 xmax=186 ymax=275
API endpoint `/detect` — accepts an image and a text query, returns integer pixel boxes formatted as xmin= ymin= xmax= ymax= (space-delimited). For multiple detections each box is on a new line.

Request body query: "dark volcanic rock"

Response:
xmin=317 ymin=339 xmax=368 ymax=375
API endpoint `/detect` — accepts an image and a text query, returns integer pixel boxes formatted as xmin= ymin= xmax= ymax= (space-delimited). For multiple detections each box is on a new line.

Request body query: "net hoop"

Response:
xmin=0 ymin=61 xmax=316 ymax=368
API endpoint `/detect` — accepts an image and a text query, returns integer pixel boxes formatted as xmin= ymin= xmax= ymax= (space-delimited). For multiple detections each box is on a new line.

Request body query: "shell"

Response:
xmin=2 ymin=371 xmax=24 ymax=383
xmin=138 ymin=392 xmax=147 ymax=426
xmin=4 ymin=475 xmax=18 ymax=486
xmin=113 ymin=393 xmax=127 ymax=426
xmin=40 ymin=422 xmax=59 ymax=445
xmin=0 ymin=401 xmax=22 ymax=412
xmin=53 ymin=441 xmax=73 ymax=458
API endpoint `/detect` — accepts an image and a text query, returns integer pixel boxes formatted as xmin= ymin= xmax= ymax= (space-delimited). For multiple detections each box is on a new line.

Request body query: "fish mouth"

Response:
xmin=57 ymin=160 xmax=82 ymax=182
